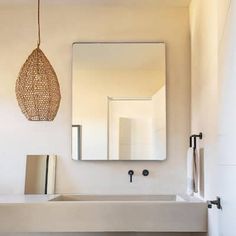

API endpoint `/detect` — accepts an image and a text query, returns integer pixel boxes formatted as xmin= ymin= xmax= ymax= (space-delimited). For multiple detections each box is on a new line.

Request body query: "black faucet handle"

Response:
xmin=142 ymin=169 xmax=149 ymax=176
xmin=128 ymin=170 xmax=134 ymax=183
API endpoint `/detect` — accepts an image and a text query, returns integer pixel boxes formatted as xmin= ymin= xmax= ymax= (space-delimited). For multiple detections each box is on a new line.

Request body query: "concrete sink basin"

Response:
xmin=0 ymin=194 xmax=207 ymax=233
xmin=50 ymin=194 xmax=185 ymax=202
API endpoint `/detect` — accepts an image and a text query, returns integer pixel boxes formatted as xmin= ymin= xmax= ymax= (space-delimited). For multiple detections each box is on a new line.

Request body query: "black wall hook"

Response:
xmin=190 ymin=132 xmax=203 ymax=149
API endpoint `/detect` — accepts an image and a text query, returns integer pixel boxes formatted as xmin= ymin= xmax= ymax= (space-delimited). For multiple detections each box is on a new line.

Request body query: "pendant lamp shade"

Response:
xmin=16 ymin=0 xmax=61 ymax=121
xmin=16 ymin=48 xmax=61 ymax=121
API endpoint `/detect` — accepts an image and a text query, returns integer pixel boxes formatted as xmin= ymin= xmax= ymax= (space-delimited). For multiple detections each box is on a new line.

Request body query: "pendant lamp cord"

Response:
xmin=37 ymin=0 xmax=41 ymax=48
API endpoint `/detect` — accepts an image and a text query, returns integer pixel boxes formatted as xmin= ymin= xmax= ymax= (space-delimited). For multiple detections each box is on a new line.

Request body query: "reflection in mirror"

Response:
xmin=72 ymin=42 xmax=166 ymax=161
xmin=24 ymin=155 xmax=57 ymax=194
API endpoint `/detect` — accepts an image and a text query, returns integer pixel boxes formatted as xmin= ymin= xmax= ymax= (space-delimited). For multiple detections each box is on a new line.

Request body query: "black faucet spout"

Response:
xmin=128 ymin=170 xmax=134 ymax=183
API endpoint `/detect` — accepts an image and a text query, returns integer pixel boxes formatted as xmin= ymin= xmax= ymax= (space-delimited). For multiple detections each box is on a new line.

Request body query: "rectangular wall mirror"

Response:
xmin=72 ymin=42 xmax=166 ymax=161
xmin=25 ymin=155 xmax=57 ymax=194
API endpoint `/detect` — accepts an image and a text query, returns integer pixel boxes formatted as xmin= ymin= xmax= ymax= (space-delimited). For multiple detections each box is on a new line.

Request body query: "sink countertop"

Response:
xmin=0 ymin=194 xmax=59 ymax=203
xmin=0 ymin=194 xmax=202 ymax=203
xmin=0 ymin=194 xmax=207 ymax=233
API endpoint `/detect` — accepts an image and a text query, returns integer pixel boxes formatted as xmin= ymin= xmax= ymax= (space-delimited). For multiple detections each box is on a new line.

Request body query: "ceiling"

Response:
xmin=0 ymin=0 xmax=191 ymax=7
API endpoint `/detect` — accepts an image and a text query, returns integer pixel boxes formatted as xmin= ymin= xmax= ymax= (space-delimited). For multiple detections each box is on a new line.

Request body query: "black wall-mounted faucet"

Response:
xmin=128 ymin=170 xmax=134 ymax=183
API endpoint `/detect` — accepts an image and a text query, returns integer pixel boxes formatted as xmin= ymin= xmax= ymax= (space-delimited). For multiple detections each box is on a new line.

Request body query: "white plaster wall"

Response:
xmin=218 ymin=0 xmax=236 ymax=235
xmin=189 ymin=1 xmax=219 ymax=234
xmin=0 ymin=3 xmax=190 ymax=196
xmin=190 ymin=0 xmax=236 ymax=235
xmin=190 ymin=0 xmax=218 ymax=138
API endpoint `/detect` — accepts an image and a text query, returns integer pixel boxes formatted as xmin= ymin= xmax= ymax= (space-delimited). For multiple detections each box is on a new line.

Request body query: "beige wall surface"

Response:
xmin=0 ymin=3 xmax=190 ymax=195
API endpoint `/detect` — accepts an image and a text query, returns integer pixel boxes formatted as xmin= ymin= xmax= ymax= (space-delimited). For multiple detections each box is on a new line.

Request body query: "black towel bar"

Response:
xmin=190 ymin=132 xmax=203 ymax=149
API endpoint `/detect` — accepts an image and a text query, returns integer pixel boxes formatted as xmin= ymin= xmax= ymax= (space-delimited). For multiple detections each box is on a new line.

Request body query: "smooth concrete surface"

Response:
xmin=0 ymin=233 xmax=207 ymax=236
xmin=0 ymin=195 xmax=57 ymax=203
xmin=49 ymin=194 xmax=186 ymax=202
xmin=0 ymin=195 xmax=207 ymax=233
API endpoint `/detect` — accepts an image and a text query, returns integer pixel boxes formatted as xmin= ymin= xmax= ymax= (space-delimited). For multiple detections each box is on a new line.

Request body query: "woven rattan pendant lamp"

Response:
xmin=16 ymin=0 xmax=61 ymax=121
